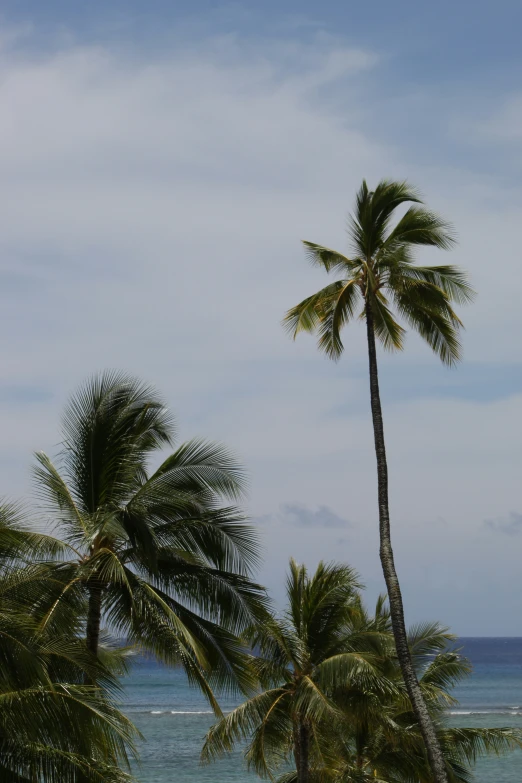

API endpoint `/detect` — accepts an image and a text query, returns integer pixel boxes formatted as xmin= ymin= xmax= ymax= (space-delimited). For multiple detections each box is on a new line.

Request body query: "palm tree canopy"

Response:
xmin=0 ymin=502 xmax=139 ymax=783
xmin=284 ymin=179 xmax=475 ymax=365
xmin=202 ymin=559 xmax=391 ymax=779
xmin=29 ymin=372 xmax=267 ymax=707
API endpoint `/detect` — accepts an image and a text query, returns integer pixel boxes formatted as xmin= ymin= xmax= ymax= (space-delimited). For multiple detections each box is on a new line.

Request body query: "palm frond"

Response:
xmin=420 ymin=653 xmax=472 ymax=696
xmin=315 ymin=652 xmax=386 ymax=692
xmin=0 ymin=501 xmax=73 ymax=565
xmin=393 ymin=283 xmax=463 ymax=365
xmin=316 ymin=280 xmax=362 ymax=360
xmin=349 ymin=179 xmax=422 ymax=258
xmin=392 ymin=263 xmax=475 ymax=305
xmin=383 ymin=206 xmax=456 ymax=251
xmin=146 ymin=438 xmax=248 ymax=501
xmin=407 ymin=622 xmax=455 ymax=658
xmin=369 ymin=294 xmax=405 ymax=352
xmin=59 ymin=371 xmax=174 ymax=513
xmin=32 ymin=453 xmax=88 ymax=544
xmin=439 ymin=726 xmax=522 ymax=763
xmin=202 ymin=688 xmax=291 ymax=764
xmin=283 ymin=281 xmax=350 ymax=339
xmin=302 ymin=241 xmax=357 ymax=274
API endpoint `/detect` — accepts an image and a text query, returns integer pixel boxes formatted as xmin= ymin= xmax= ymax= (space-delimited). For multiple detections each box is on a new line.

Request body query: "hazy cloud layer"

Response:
xmin=0 ymin=18 xmax=520 ymax=633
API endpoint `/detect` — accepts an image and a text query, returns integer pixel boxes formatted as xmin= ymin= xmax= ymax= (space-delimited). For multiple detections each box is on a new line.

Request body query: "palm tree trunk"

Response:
xmin=365 ymin=307 xmax=449 ymax=783
xmin=294 ymin=720 xmax=310 ymax=783
xmin=86 ymin=582 xmax=103 ymax=656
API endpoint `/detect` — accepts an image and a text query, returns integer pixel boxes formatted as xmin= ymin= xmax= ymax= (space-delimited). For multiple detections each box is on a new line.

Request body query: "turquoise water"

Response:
xmin=123 ymin=665 xmax=250 ymax=782
xmin=123 ymin=638 xmax=522 ymax=782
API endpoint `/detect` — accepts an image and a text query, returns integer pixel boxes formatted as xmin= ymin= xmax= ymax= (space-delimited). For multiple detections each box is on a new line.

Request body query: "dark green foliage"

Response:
xmin=0 ymin=503 xmax=139 ymax=782
xmin=203 ymin=560 xmax=522 ymax=782
xmin=284 ymin=179 xmax=474 ymax=365
xmin=30 ymin=372 xmax=267 ymax=706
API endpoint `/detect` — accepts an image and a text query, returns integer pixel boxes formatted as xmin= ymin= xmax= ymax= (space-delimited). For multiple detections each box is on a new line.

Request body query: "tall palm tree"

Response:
xmin=203 ymin=567 xmax=522 ymax=783
xmin=202 ymin=559 xmax=389 ymax=783
xmin=283 ymin=180 xmax=474 ymax=782
xmin=0 ymin=502 xmax=139 ymax=782
xmin=31 ymin=372 xmax=267 ymax=708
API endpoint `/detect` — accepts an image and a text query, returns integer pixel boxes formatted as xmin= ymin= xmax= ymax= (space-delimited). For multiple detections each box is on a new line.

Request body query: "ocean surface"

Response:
xmin=122 ymin=638 xmax=522 ymax=782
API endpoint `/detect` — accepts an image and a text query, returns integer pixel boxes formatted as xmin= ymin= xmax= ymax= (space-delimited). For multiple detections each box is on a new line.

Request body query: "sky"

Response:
xmin=0 ymin=1 xmax=521 ymax=635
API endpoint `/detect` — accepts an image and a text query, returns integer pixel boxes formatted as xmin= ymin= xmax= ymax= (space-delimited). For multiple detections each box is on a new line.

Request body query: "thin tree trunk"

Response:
xmin=294 ymin=720 xmax=310 ymax=783
xmin=86 ymin=582 xmax=103 ymax=656
xmin=365 ymin=307 xmax=449 ymax=783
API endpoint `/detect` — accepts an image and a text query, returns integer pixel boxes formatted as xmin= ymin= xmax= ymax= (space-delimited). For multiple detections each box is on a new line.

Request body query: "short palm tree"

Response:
xmin=202 ymin=559 xmax=389 ymax=783
xmin=31 ymin=372 xmax=267 ymax=708
xmin=283 ymin=180 xmax=474 ymax=783
xmin=0 ymin=502 xmax=139 ymax=782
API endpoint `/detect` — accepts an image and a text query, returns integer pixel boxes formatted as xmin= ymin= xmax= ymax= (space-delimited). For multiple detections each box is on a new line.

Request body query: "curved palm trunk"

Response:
xmin=365 ymin=308 xmax=449 ymax=783
xmin=86 ymin=582 xmax=103 ymax=656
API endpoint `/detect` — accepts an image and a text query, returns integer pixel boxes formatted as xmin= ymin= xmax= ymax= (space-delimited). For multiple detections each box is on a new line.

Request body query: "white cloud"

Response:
xmin=0 ymin=28 xmax=520 ymax=633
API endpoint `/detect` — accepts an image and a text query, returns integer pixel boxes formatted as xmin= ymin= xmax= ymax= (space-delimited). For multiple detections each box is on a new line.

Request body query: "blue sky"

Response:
xmin=0 ymin=1 xmax=521 ymax=634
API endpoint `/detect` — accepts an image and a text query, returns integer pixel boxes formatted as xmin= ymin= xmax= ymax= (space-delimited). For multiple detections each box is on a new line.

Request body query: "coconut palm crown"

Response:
xmin=284 ymin=179 xmax=474 ymax=364
xmin=203 ymin=559 xmax=388 ymax=783
xmin=31 ymin=372 xmax=267 ymax=710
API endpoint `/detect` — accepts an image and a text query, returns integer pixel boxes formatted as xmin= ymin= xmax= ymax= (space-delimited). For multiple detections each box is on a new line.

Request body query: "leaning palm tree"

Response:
xmin=31 ymin=372 xmax=267 ymax=708
xmin=283 ymin=180 xmax=474 ymax=782
xmin=202 ymin=559 xmax=390 ymax=783
xmin=0 ymin=502 xmax=139 ymax=782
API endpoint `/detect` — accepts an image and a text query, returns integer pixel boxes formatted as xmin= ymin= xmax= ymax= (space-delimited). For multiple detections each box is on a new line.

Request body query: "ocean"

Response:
xmin=123 ymin=638 xmax=522 ymax=782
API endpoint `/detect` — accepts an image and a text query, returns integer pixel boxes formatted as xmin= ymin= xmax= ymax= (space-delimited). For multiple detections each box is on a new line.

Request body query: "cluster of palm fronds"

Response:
xmin=0 ymin=373 xmax=267 ymax=780
xmin=0 ymin=503 xmax=138 ymax=781
xmin=203 ymin=560 xmax=522 ymax=782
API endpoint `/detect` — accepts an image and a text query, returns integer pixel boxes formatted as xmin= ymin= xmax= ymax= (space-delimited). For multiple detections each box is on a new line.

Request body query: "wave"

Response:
xmin=147 ymin=708 xmax=522 ymax=718
xmin=449 ymin=709 xmax=522 ymax=716
xmin=142 ymin=709 xmax=215 ymax=715
xmin=144 ymin=707 xmax=521 ymax=718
